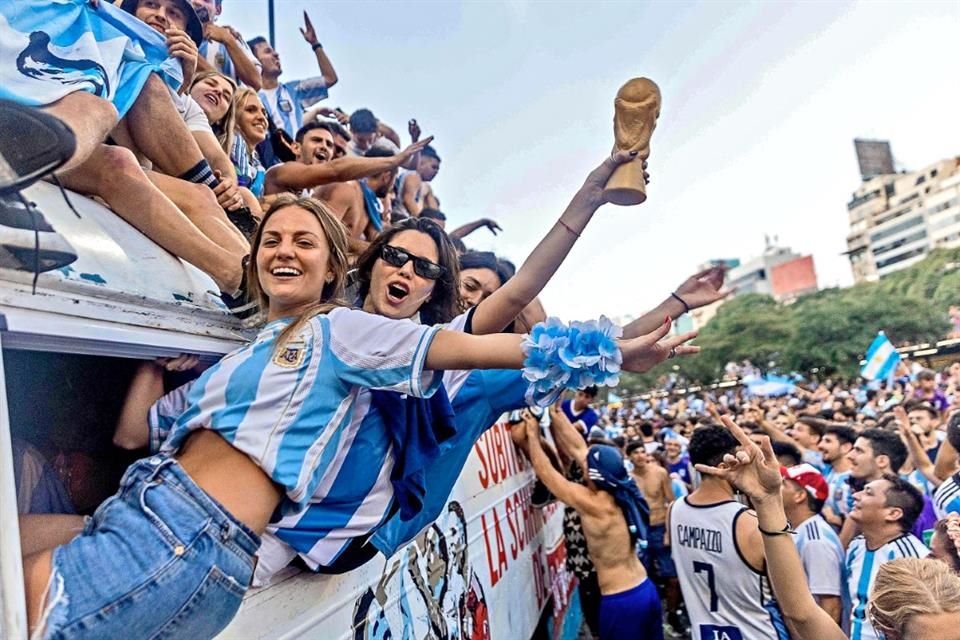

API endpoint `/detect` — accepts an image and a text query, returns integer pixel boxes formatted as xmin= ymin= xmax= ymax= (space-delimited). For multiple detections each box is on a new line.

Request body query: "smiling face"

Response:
xmin=190 ymin=74 xmax=234 ymax=124
xmin=299 ymin=128 xmax=336 ymax=165
xmin=850 ymin=478 xmax=894 ymax=526
xmin=136 ymin=0 xmax=189 ymax=34
xmin=458 ymin=267 xmax=501 ymax=308
xmin=362 ymin=230 xmax=440 ymax=320
xmin=255 ymin=206 xmax=334 ymax=321
xmin=818 ymin=433 xmax=851 ymax=463
xmin=236 ymin=92 xmax=268 ymax=145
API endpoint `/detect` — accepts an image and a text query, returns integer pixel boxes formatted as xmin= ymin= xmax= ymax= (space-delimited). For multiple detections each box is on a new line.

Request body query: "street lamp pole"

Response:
xmin=268 ymin=0 xmax=275 ymax=47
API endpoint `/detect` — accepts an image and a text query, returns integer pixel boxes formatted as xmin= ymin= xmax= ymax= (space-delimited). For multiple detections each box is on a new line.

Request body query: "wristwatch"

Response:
xmin=311 ymin=42 xmax=323 ymax=51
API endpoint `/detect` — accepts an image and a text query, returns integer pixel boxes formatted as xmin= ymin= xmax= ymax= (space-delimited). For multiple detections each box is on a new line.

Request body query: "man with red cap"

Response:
xmin=781 ymin=463 xmax=845 ymax=624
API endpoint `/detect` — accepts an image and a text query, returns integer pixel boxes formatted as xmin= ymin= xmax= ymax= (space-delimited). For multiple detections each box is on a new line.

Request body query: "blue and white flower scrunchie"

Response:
xmin=522 ymin=316 xmax=622 ymax=407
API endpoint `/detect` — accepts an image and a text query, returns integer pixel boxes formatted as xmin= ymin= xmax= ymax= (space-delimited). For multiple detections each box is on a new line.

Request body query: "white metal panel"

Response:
xmin=0 ymin=333 xmax=28 ymax=640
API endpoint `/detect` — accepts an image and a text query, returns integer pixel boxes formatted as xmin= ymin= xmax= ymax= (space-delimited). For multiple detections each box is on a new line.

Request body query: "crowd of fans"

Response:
xmin=553 ymin=360 xmax=960 ymax=638
xmin=3 ymin=1 xmax=960 ymax=639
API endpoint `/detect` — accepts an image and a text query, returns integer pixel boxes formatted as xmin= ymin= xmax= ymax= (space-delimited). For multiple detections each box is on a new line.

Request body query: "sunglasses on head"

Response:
xmin=380 ymin=244 xmax=445 ymax=280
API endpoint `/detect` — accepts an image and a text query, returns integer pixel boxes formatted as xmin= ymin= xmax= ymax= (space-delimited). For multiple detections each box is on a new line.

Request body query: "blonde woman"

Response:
xmin=230 ymin=87 xmax=270 ymax=200
xmin=869 ymin=557 xmax=960 ymax=640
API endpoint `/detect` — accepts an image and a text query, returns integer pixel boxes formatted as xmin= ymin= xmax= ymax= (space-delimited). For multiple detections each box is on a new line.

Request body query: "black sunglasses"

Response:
xmin=380 ymin=244 xmax=446 ymax=280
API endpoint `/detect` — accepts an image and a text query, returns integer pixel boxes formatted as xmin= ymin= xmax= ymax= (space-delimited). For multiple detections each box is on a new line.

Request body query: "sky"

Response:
xmin=220 ymin=0 xmax=960 ymax=322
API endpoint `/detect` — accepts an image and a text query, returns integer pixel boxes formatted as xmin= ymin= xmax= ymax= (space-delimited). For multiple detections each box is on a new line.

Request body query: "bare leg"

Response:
xmin=18 ymin=514 xmax=85 ymax=557
xmin=23 ymin=549 xmax=54 ymax=634
xmin=41 ymin=93 xmax=118 ymax=174
xmin=147 ymin=171 xmax=249 ymax=259
xmin=118 ymin=74 xmax=207 ymax=177
xmin=59 ymin=145 xmax=242 ymax=294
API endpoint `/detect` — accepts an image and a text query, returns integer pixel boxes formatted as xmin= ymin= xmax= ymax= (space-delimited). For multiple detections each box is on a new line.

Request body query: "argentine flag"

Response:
xmin=861 ymin=332 xmax=901 ymax=381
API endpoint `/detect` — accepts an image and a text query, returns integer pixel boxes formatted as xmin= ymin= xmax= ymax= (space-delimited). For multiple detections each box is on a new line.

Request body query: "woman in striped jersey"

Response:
xmin=21 ymin=192 xmax=693 ymax=639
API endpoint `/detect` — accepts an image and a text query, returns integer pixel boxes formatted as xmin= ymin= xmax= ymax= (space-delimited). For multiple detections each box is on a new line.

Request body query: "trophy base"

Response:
xmin=603 ymin=159 xmax=647 ymax=206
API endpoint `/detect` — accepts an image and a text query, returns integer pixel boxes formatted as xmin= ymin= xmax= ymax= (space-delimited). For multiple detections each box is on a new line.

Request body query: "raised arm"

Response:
xmin=896 ymin=406 xmax=941 ymax=487
xmin=468 ymin=151 xmax=644 ymax=335
xmin=623 ymin=266 xmax=729 ymax=339
xmin=696 ymin=417 xmax=846 ymax=640
xmin=114 ymin=355 xmax=199 ymax=450
xmin=300 ymin=12 xmax=338 ymax=89
xmin=204 ymin=24 xmax=262 ymax=90
xmin=524 ymin=413 xmax=598 ymax=513
xmin=547 ymin=401 xmax=588 ymax=469
xmin=934 ymin=412 xmax=959 ymax=481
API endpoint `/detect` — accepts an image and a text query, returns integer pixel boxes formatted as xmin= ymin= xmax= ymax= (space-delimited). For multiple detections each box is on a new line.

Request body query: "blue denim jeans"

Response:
xmin=38 ymin=455 xmax=259 ymax=640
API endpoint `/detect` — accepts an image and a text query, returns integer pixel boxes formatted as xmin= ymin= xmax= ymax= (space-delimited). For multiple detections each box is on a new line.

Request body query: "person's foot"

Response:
xmin=0 ymin=194 xmax=77 ymax=273
xmin=531 ymin=479 xmax=556 ymax=508
xmin=0 ymin=101 xmax=76 ymax=195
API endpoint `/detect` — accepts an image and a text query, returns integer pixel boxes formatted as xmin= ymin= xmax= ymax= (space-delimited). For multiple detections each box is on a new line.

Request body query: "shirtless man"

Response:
xmin=262 ymin=122 xmax=428 ymax=206
xmin=524 ymin=412 xmax=662 ymax=640
xmin=627 ymin=441 xmax=682 ymax=631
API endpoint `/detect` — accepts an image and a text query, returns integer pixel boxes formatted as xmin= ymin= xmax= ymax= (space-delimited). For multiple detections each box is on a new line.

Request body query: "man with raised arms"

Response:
xmin=523 ymin=410 xmax=662 ymax=640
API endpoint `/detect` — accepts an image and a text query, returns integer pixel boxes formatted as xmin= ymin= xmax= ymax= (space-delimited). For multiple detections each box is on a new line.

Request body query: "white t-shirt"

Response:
xmin=171 ymin=91 xmax=213 ymax=134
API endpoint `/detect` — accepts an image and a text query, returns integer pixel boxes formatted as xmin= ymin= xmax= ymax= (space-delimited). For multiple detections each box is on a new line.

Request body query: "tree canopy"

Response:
xmin=619 ymin=248 xmax=959 ymax=394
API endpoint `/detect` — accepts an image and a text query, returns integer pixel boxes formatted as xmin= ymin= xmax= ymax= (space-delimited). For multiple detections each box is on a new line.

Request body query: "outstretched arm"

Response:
xmin=265 ymin=138 xmax=431 ymax=194
xmin=622 ymin=266 xmax=729 ymax=339
xmin=300 ymin=12 xmax=338 ymax=89
xmin=696 ymin=417 xmax=846 ymax=640
xmin=469 ymin=152 xmax=645 ymax=335
xmin=449 ymin=218 xmax=501 ymax=240
xmin=425 ymin=317 xmax=699 ymax=380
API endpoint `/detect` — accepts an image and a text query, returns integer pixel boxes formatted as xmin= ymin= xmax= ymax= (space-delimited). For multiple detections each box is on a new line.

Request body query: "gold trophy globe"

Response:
xmin=603 ymin=78 xmax=661 ymax=206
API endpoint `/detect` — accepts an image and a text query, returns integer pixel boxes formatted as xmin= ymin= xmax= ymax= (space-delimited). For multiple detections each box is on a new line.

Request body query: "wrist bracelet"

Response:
xmin=758 ymin=523 xmax=796 ymax=536
xmin=670 ymin=291 xmax=691 ymax=314
xmin=311 ymin=42 xmax=323 ymax=51
xmin=557 ymin=219 xmax=581 ymax=238
xmin=521 ymin=316 xmax=622 ymax=407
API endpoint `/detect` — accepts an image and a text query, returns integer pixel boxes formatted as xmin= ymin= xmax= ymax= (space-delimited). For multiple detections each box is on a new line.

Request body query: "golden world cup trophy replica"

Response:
xmin=603 ymin=78 xmax=661 ymax=205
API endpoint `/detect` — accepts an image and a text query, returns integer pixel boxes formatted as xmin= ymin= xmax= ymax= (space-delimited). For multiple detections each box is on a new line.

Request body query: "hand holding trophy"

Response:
xmin=603 ymin=78 xmax=661 ymax=205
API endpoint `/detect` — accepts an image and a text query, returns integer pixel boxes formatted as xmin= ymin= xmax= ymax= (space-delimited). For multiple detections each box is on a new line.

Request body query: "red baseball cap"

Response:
xmin=780 ymin=463 xmax=829 ymax=502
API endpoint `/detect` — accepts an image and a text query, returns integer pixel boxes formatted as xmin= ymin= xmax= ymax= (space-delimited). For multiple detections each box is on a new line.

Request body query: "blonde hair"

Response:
xmin=246 ymin=195 xmax=350 ymax=351
xmin=233 ymin=87 xmax=265 ymax=156
xmin=869 ymin=557 xmax=960 ymax=639
xmin=189 ymin=71 xmax=238 ymax=156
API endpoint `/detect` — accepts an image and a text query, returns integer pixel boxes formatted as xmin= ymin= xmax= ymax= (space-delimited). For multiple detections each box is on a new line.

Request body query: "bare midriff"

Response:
xmin=175 ymin=429 xmax=283 ymax=535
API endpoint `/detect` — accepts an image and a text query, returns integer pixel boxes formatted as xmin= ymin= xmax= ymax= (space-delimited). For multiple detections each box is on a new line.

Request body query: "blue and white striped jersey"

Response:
xmin=259 ymin=77 xmax=329 ymax=138
xmin=846 ymin=533 xmax=929 ymax=640
xmin=156 ymin=308 xmax=441 ymax=516
xmin=794 ymin=514 xmax=844 ymax=597
xmin=934 ymin=473 xmax=960 ymax=519
xmin=825 ymin=467 xmax=853 ymax=518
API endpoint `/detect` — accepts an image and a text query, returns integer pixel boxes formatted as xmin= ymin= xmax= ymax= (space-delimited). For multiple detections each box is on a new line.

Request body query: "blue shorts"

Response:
xmin=599 ymin=578 xmax=663 ymax=640
xmin=38 ymin=455 xmax=259 ymax=640
xmin=645 ymin=524 xmax=677 ymax=579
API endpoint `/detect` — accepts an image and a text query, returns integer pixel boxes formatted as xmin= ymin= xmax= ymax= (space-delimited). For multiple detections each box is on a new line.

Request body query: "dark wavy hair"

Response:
xmin=353 ymin=218 xmax=460 ymax=325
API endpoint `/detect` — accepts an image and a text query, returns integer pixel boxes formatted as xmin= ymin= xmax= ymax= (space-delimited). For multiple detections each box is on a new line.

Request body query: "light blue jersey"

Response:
xmin=156 ymin=308 xmax=441 ymax=516
xmin=259 ymin=76 xmax=329 ymax=137
xmin=825 ymin=467 xmax=853 ymax=518
xmin=846 ymin=533 xmax=929 ymax=640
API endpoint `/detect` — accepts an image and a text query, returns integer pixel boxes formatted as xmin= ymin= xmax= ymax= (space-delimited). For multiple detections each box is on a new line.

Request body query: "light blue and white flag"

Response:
xmin=0 ymin=0 xmax=181 ymax=118
xmin=861 ymin=332 xmax=901 ymax=381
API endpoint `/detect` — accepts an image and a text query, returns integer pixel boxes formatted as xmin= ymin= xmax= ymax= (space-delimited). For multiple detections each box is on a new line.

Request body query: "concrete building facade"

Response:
xmin=845 ymin=149 xmax=960 ymax=283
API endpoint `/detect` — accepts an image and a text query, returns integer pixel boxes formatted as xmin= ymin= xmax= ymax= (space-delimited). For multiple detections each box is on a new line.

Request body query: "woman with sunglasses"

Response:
xmin=23 ymin=193 xmax=686 ymax=640
xmin=245 ymin=153 xmax=726 ymax=584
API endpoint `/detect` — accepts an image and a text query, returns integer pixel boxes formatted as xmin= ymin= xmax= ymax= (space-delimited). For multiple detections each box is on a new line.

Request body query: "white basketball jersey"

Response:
xmin=670 ymin=497 xmax=790 ymax=640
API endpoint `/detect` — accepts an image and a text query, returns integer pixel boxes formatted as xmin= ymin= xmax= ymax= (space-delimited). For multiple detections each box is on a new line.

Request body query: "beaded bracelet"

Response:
xmin=522 ymin=316 xmax=622 ymax=407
